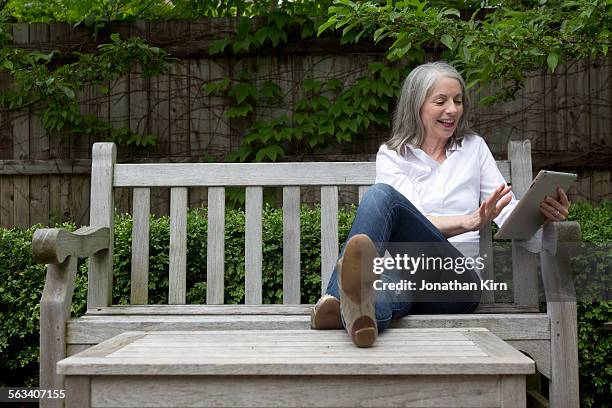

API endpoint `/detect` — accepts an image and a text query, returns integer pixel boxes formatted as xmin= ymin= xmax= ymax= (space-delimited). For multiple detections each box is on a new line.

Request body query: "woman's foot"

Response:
xmin=310 ymin=295 xmax=342 ymax=329
xmin=338 ymin=234 xmax=378 ymax=347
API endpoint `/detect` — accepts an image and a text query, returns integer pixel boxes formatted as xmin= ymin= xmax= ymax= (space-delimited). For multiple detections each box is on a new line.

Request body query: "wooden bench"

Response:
xmin=57 ymin=328 xmax=534 ymax=408
xmin=33 ymin=140 xmax=581 ymax=407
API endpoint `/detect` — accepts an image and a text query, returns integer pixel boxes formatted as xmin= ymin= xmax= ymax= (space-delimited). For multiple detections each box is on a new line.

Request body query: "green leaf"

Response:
xmin=255 ymin=145 xmax=284 ymax=162
xmin=547 ymin=52 xmax=559 ymax=73
xmin=209 ymin=38 xmax=230 ymax=55
xmin=442 ymin=8 xmax=461 ymax=17
xmin=317 ymin=18 xmax=337 ymax=37
xmin=441 ymin=34 xmax=454 ymax=50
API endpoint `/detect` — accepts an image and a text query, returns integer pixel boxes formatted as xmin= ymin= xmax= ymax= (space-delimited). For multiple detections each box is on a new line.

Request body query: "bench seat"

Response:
xmin=58 ymin=328 xmax=534 ymax=408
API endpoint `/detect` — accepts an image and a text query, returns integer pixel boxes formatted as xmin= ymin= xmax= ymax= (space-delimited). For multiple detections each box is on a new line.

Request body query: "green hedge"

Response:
xmin=0 ymin=202 xmax=610 ymax=407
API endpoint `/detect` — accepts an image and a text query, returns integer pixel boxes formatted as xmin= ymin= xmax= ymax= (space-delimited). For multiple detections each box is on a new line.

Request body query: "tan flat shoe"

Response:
xmin=310 ymin=294 xmax=342 ymax=329
xmin=338 ymin=234 xmax=378 ymax=348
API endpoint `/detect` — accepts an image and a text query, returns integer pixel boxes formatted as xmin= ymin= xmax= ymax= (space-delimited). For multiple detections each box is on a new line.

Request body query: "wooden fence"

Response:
xmin=0 ymin=20 xmax=610 ymax=228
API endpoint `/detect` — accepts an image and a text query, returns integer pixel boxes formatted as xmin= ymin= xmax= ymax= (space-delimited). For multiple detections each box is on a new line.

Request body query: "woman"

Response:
xmin=310 ymin=61 xmax=571 ymax=348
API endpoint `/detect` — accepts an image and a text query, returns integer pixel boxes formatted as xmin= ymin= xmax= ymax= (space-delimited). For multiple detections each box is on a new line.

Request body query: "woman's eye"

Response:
xmin=454 ymin=100 xmax=463 ymax=105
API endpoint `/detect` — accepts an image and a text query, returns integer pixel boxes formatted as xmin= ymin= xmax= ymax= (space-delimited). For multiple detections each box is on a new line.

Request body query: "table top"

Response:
xmin=57 ymin=328 xmax=535 ymax=376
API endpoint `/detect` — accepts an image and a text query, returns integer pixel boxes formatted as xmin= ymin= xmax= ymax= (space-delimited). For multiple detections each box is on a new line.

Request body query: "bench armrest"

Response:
xmin=540 ymin=221 xmax=581 ymax=302
xmin=32 ymin=226 xmax=110 ymax=264
xmin=34 ymin=226 xmax=109 ymax=401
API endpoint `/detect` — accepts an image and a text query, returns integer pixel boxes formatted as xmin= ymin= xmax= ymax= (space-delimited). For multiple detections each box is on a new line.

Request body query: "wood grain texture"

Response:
xmin=320 ymin=186 xmax=338 ymax=295
xmin=65 ymin=375 xmax=90 ymax=408
xmin=66 ymin=313 xmax=550 ymax=345
xmin=88 ymin=143 xmax=116 ymax=309
xmin=87 ymin=375 xmax=502 ymax=407
xmin=84 ymin=303 xmax=538 ymax=316
xmin=131 ymin=188 xmax=150 ymax=305
xmin=508 ymin=140 xmax=539 ymax=308
xmin=540 ymin=224 xmax=580 ymax=408
xmin=114 ymin=162 xmax=376 ymax=187
xmin=501 ymin=376 xmax=526 ymax=408
xmin=206 ymin=187 xmax=225 ymax=304
xmin=283 ymin=187 xmax=300 ymax=304
xmin=32 ymin=226 xmax=110 ymax=264
xmin=39 ymin=257 xmax=78 ymax=408
xmin=58 ymin=328 xmax=533 ymax=376
xmin=169 ymin=187 xmax=188 ymax=304
xmin=245 ymin=187 xmax=263 ymax=305
xmin=478 ymin=223 xmax=495 ymax=304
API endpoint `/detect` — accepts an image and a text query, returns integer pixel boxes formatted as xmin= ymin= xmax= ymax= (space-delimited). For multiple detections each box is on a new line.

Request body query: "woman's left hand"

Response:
xmin=539 ymin=187 xmax=571 ymax=221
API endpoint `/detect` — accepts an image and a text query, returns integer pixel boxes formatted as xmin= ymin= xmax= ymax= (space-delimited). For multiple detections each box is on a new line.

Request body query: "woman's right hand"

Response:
xmin=466 ymin=184 xmax=513 ymax=231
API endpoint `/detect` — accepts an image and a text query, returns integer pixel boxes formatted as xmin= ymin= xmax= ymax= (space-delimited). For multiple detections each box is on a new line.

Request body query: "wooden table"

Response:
xmin=57 ymin=328 xmax=534 ymax=408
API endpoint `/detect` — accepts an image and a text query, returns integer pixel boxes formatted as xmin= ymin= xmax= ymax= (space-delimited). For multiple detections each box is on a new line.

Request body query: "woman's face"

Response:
xmin=420 ymin=76 xmax=463 ymax=144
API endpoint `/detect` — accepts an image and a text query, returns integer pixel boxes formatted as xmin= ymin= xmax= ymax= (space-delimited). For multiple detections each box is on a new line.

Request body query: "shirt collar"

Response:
xmin=403 ymin=139 xmax=462 ymax=169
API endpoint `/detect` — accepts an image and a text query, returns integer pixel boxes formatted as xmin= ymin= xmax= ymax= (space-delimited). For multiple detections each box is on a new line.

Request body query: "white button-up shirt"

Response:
xmin=375 ymin=134 xmax=517 ymax=253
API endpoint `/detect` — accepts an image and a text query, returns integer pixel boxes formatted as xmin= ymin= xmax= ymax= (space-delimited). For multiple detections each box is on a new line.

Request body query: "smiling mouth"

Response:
xmin=437 ymin=119 xmax=456 ymax=128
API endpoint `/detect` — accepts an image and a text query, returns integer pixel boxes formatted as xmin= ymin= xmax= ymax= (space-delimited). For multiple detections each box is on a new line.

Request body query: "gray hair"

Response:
xmin=385 ymin=61 xmax=472 ymax=153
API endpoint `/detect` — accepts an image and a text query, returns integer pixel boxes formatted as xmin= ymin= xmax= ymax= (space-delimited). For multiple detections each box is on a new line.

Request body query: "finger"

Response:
xmin=540 ymin=201 xmax=562 ymax=220
xmin=544 ymin=196 xmax=563 ymax=211
xmin=496 ymin=193 xmax=512 ymax=213
xmin=539 ymin=206 xmax=555 ymax=221
xmin=558 ymin=187 xmax=570 ymax=207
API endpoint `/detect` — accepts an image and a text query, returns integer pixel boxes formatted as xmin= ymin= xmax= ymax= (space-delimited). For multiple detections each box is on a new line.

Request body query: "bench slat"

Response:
xmin=509 ymin=141 xmax=539 ymax=307
xmin=283 ymin=187 xmax=300 ymax=304
xmin=169 ymin=188 xmax=188 ymax=305
xmin=478 ymin=224 xmax=494 ymax=304
xmin=207 ymin=187 xmax=225 ymax=304
xmin=89 ymin=143 xmax=116 ymax=308
xmin=130 ymin=188 xmax=150 ymax=305
xmin=84 ymin=303 xmax=540 ymax=316
xmin=321 ymin=186 xmax=338 ymax=295
xmin=245 ymin=187 xmax=263 ymax=305
xmin=358 ymin=186 xmax=369 ymax=203
xmin=114 ymin=162 xmax=376 ymax=187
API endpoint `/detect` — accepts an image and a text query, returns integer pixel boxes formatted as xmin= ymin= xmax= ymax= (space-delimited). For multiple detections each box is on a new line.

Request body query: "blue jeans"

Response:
xmin=325 ymin=183 xmax=481 ymax=332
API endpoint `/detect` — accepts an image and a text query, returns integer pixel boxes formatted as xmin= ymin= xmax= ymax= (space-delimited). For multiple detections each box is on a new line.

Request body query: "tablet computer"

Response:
xmin=494 ymin=170 xmax=577 ymax=240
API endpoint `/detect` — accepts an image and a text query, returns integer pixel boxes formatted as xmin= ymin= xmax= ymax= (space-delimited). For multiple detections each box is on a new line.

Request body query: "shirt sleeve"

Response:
xmin=477 ymin=137 xmax=518 ymax=228
xmin=374 ymin=145 xmax=425 ymax=213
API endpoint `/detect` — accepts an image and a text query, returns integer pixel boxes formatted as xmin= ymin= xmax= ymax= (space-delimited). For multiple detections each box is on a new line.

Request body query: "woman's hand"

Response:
xmin=466 ymin=184 xmax=513 ymax=231
xmin=539 ymin=187 xmax=570 ymax=221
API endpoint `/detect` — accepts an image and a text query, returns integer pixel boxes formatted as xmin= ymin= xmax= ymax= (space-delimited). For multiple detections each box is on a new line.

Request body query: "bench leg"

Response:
xmin=549 ymin=301 xmax=580 ymax=408
xmin=65 ymin=376 xmax=91 ymax=408
xmin=501 ymin=376 xmax=526 ymax=408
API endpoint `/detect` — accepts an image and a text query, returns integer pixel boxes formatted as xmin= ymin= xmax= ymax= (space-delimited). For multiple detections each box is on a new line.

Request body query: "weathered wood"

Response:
xmin=58 ymin=328 xmax=533 ymax=376
xmin=478 ymin=223 xmax=495 ymax=304
xmin=501 ymin=376 xmax=527 ymax=408
xmin=320 ymin=186 xmax=338 ymax=295
xmin=207 ymin=187 xmax=225 ymax=304
xmin=541 ymin=222 xmax=580 ymax=408
xmin=12 ymin=175 xmax=30 ymax=228
xmin=32 ymin=226 xmax=110 ymax=264
xmin=66 ymin=313 xmax=551 ymax=345
xmin=169 ymin=188 xmax=188 ymax=304
xmin=131 ymin=188 xmax=150 ymax=305
xmin=0 ymin=160 xmax=93 ymax=175
xmin=40 ymin=256 xmax=77 ymax=408
xmin=283 ymin=187 xmax=300 ymax=304
xmin=83 ymin=303 xmax=539 ymax=316
xmin=509 ymin=340 xmax=551 ymax=380
xmin=86 ymin=375 xmax=502 ymax=408
xmin=114 ymin=162 xmax=377 ymax=187
xmin=358 ymin=185 xmax=369 ymax=203
xmin=88 ymin=144 xmax=116 ymax=309
xmin=169 ymin=61 xmax=190 ymax=157
xmin=245 ymin=187 xmax=263 ymax=305
xmin=64 ymin=376 xmax=90 ymax=408
xmin=509 ymin=140 xmax=539 ymax=308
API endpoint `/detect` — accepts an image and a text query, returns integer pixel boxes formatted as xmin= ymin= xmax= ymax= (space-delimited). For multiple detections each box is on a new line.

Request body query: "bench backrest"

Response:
xmin=87 ymin=141 xmax=537 ymax=310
